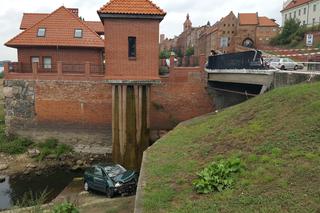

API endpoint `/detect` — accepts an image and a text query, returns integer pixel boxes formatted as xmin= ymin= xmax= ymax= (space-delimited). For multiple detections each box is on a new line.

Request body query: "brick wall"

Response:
xmin=235 ymin=25 xmax=257 ymax=48
xmin=5 ymin=68 xmax=214 ymax=133
xmin=256 ymin=26 xmax=279 ymax=48
xmin=35 ymin=81 xmax=112 ymax=128
xmin=18 ymin=47 xmax=103 ymax=65
xmin=150 ymin=68 xmax=214 ymax=130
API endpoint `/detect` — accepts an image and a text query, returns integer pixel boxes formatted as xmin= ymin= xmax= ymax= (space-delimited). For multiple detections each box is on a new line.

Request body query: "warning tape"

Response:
xmin=264 ymin=48 xmax=320 ymax=52
xmin=264 ymin=52 xmax=320 ymax=57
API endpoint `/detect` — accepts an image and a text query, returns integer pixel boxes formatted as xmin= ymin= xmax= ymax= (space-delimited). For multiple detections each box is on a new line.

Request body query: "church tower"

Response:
xmin=183 ymin=13 xmax=192 ymax=31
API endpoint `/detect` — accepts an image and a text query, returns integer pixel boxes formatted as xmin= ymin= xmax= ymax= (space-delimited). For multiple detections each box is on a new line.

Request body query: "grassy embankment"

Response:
xmin=142 ymin=82 xmax=320 ymax=212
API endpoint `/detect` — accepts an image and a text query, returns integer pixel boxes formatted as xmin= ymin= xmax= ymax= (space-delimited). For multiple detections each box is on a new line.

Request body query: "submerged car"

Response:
xmin=84 ymin=164 xmax=138 ymax=198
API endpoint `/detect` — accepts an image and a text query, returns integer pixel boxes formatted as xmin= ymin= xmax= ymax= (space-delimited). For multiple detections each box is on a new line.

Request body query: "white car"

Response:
xmin=270 ymin=58 xmax=302 ymax=70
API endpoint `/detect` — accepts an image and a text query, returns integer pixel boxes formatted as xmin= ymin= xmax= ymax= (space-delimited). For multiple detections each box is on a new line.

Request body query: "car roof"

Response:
xmin=94 ymin=163 xmax=124 ymax=169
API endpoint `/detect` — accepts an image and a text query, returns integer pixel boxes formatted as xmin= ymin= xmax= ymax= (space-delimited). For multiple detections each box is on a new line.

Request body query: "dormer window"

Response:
xmin=37 ymin=28 xmax=46 ymax=37
xmin=74 ymin=29 xmax=83 ymax=38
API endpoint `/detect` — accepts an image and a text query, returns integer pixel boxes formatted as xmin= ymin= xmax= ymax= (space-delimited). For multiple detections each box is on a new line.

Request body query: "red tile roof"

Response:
xmin=86 ymin=21 xmax=104 ymax=34
xmin=282 ymin=0 xmax=312 ymax=12
xmin=258 ymin=17 xmax=279 ymax=27
xmin=20 ymin=13 xmax=48 ymax=30
xmin=239 ymin=13 xmax=258 ymax=25
xmin=6 ymin=6 xmax=104 ymax=48
xmin=20 ymin=13 xmax=104 ymax=34
xmin=98 ymin=0 xmax=166 ymax=16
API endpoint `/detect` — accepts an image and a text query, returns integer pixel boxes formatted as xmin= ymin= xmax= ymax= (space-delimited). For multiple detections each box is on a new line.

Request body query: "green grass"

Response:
xmin=36 ymin=138 xmax=73 ymax=161
xmin=142 ymin=82 xmax=320 ymax=213
xmin=0 ymin=97 xmax=72 ymax=157
xmin=0 ymin=100 xmax=35 ymax=154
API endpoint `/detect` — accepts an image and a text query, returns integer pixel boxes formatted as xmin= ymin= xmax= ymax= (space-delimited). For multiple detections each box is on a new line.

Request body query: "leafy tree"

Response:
xmin=185 ymin=46 xmax=194 ymax=57
xmin=159 ymin=49 xmax=171 ymax=59
xmin=175 ymin=49 xmax=183 ymax=58
xmin=271 ymin=19 xmax=302 ymax=45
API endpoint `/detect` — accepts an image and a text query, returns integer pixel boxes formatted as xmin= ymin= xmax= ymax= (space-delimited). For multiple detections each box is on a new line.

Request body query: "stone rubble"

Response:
xmin=0 ymin=163 xmax=8 ymax=171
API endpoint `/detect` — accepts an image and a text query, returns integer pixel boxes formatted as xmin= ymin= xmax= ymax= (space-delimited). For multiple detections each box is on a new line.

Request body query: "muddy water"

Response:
xmin=0 ymin=169 xmax=82 ymax=211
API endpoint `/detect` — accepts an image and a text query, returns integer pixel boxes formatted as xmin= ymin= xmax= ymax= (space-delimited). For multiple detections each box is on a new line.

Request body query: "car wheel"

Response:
xmin=106 ymin=187 xmax=114 ymax=198
xmin=280 ymin=65 xmax=285 ymax=70
xmin=294 ymin=65 xmax=298 ymax=70
xmin=84 ymin=181 xmax=89 ymax=191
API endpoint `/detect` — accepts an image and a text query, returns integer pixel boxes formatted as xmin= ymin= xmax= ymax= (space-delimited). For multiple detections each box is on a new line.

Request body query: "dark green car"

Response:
xmin=84 ymin=164 xmax=138 ymax=198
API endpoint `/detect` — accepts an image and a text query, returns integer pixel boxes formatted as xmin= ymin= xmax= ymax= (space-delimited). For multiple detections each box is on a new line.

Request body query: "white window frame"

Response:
xmin=43 ymin=57 xmax=52 ymax=69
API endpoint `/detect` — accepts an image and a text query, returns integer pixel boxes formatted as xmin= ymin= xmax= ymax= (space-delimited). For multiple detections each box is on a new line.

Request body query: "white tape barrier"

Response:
xmin=264 ymin=47 xmax=320 ymax=52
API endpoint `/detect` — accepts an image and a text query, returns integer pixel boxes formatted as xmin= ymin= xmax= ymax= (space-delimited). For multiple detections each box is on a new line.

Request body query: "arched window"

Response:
xmin=242 ymin=38 xmax=254 ymax=48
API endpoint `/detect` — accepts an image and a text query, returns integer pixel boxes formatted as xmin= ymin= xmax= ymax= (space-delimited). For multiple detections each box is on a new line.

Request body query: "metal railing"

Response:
xmin=269 ymin=62 xmax=320 ymax=73
xmin=176 ymin=56 xmax=199 ymax=67
xmin=8 ymin=62 xmax=32 ymax=73
xmin=62 ymin=63 xmax=85 ymax=74
xmin=38 ymin=64 xmax=57 ymax=73
xmin=90 ymin=64 xmax=105 ymax=75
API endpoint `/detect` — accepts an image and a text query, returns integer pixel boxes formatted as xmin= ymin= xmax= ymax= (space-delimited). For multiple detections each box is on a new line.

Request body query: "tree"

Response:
xmin=185 ymin=46 xmax=194 ymax=57
xmin=175 ymin=49 xmax=183 ymax=58
xmin=271 ymin=19 xmax=301 ymax=45
xmin=159 ymin=49 xmax=171 ymax=59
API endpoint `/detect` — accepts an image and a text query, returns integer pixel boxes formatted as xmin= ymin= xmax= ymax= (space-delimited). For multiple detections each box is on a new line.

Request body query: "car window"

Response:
xmin=271 ymin=58 xmax=280 ymax=62
xmin=104 ymin=165 xmax=126 ymax=178
xmin=94 ymin=167 xmax=103 ymax=176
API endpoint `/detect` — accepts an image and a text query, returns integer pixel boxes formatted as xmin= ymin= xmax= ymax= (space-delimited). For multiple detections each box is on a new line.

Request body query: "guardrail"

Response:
xmin=269 ymin=62 xmax=320 ymax=73
xmin=8 ymin=62 xmax=32 ymax=73
xmin=4 ymin=62 xmax=106 ymax=81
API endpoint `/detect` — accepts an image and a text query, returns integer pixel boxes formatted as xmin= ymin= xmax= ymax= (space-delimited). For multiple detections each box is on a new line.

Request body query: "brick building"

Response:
xmin=5 ymin=6 xmax=105 ymax=72
xmin=198 ymin=11 xmax=238 ymax=56
xmin=161 ymin=12 xmax=279 ymax=57
xmin=235 ymin=13 xmax=279 ymax=51
xmin=175 ymin=14 xmax=209 ymax=56
xmin=159 ymin=34 xmax=178 ymax=52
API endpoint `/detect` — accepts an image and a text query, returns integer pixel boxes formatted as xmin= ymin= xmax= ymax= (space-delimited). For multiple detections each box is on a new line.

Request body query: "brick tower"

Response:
xmin=98 ymin=0 xmax=166 ymax=170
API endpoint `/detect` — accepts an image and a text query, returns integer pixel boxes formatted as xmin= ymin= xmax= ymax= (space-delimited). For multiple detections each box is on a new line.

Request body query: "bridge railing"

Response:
xmin=269 ymin=61 xmax=320 ymax=73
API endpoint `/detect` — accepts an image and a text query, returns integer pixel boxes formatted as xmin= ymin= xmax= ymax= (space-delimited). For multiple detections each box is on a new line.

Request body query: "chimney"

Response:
xmin=68 ymin=8 xmax=79 ymax=17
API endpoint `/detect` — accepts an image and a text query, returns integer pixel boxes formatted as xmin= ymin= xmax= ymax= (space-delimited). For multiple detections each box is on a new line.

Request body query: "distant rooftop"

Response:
xmin=281 ymin=0 xmax=312 ymax=12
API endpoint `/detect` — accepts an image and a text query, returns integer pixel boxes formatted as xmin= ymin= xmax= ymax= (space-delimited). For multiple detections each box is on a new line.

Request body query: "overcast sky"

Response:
xmin=0 ymin=0 xmax=284 ymax=61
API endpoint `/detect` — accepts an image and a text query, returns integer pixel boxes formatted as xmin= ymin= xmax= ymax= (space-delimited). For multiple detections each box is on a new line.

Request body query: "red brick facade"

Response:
xmin=35 ymin=81 xmax=112 ymax=128
xmin=18 ymin=47 xmax=104 ymax=66
xmin=6 ymin=6 xmax=105 ymax=70
xmin=103 ymin=19 xmax=160 ymax=80
xmin=30 ymin=67 xmax=213 ymax=131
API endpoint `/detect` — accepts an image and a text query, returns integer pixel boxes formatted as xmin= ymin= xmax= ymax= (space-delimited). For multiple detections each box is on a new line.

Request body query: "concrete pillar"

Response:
xmin=112 ymin=84 xmax=150 ymax=171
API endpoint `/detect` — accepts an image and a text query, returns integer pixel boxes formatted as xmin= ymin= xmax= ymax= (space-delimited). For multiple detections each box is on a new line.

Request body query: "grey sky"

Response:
xmin=0 ymin=0 xmax=284 ymax=61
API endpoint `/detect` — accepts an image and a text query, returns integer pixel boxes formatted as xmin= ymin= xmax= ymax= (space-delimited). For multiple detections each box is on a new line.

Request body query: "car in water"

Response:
xmin=269 ymin=58 xmax=303 ymax=70
xmin=83 ymin=164 xmax=138 ymax=198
